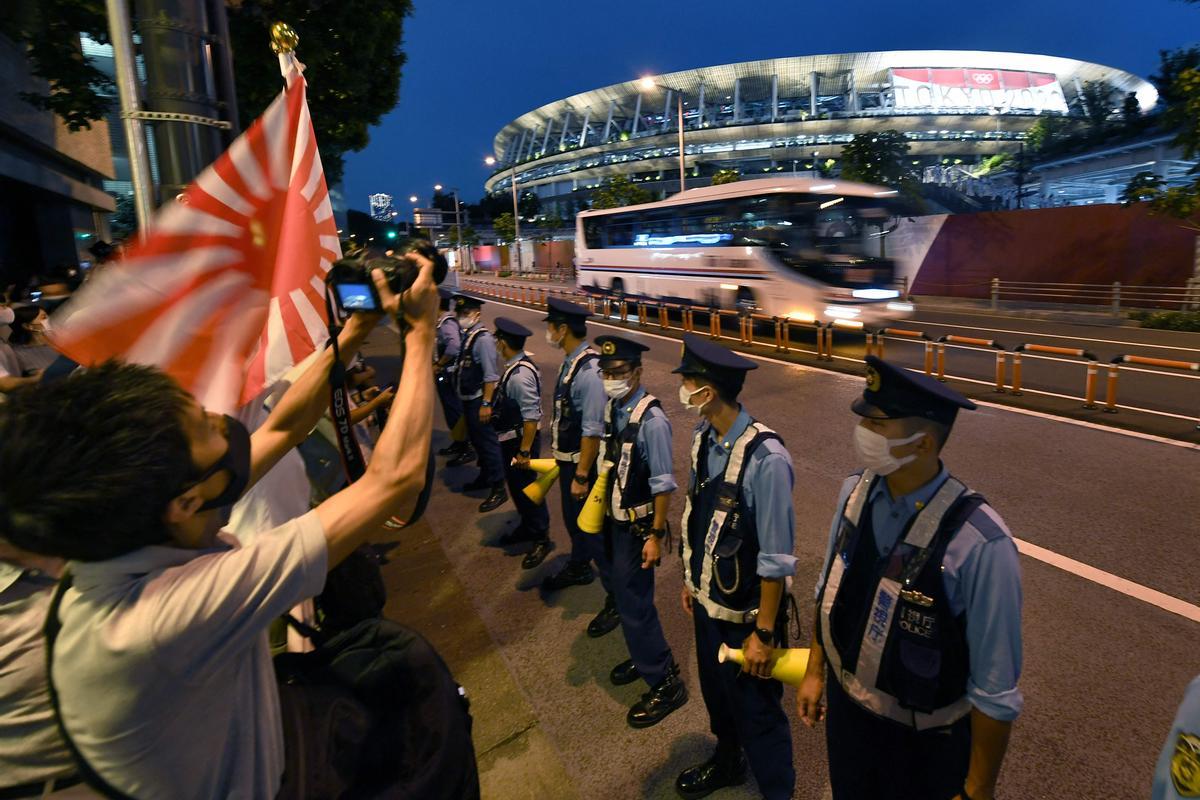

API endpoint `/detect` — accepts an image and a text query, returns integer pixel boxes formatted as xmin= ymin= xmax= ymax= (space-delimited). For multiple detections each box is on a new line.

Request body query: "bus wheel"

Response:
xmin=735 ymin=287 xmax=756 ymax=313
xmin=611 ymin=278 xmax=626 ymax=301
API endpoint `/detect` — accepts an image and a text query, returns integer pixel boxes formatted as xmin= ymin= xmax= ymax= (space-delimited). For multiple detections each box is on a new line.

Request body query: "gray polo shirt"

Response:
xmin=50 ymin=510 xmax=328 ymax=799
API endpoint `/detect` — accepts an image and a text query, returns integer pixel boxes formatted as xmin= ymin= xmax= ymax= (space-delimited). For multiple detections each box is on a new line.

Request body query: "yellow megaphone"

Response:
xmin=521 ymin=459 xmax=560 ymax=505
xmin=576 ymin=466 xmax=611 ymax=535
xmin=717 ymin=644 xmax=811 ymax=686
xmin=450 ymin=416 xmax=467 ymax=442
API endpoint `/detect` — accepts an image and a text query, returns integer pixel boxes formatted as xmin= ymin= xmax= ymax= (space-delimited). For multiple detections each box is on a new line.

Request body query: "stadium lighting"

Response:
xmin=638 ymin=76 xmax=656 ymax=91
xmin=409 ymin=195 xmax=418 ymax=203
xmin=484 ymin=155 xmax=496 ymax=166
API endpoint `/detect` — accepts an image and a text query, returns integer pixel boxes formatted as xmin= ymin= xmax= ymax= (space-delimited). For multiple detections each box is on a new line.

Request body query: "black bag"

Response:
xmin=317 ymin=545 xmax=387 ymax=634
xmin=276 ymin=616 xmax=480 ymax=800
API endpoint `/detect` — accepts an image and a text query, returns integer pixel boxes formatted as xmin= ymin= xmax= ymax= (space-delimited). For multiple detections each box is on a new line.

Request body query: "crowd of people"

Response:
xmin=0 ymin=245 xmax=1195 ymax=799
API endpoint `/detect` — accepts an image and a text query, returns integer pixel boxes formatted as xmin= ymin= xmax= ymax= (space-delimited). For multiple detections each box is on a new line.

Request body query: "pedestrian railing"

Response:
xmin=990 ymin=278 xmax=1200 ymax=315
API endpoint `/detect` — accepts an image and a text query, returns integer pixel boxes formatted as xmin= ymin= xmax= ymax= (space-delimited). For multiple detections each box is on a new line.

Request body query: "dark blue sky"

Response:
xmin=341 ymin=0 xmax=1199 ymax=212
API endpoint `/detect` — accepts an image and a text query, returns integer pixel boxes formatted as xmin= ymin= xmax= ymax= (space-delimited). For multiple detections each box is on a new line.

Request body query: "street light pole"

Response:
xmin=639 ymin=77 xmax=686 ymax=195
xmin=105 ymin=0 xmax=155 ymax=238
xmin=486 ymin=155 xmax=523 ymax=274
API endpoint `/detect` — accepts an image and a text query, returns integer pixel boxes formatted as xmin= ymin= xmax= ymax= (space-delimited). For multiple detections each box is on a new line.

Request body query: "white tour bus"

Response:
xmin=575 ymin=177 xmax=914 ymax=328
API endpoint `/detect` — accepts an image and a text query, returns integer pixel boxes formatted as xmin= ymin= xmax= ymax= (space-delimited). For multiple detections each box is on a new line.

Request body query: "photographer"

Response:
xmin=0 ymin=254 xmax=439 ymax=798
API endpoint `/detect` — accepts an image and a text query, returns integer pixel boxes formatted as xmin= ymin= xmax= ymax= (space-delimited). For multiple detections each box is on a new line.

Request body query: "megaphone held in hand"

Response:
xmin=576 ymin=466 xmax=611 ymax=535
xmin=521 ymin=459 xmax=560 ymax=505
xmin=717 ymin=644 xmax=811 ymax=686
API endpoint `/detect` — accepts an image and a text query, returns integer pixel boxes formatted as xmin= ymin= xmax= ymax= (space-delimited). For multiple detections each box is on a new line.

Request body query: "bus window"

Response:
xmin=584 ymin=219 xmax=605 ymax=249
xmin=605 ymin=213 xmax=639 ymax=247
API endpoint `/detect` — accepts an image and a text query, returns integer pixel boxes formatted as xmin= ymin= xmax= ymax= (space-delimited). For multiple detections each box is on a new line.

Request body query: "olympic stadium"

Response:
xmin=483 ymin=50 xmax=1159 ymax=213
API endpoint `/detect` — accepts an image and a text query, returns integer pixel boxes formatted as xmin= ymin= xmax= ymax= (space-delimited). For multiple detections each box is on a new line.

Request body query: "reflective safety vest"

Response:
xmin=435 ymin=313 xmax=459 ymax=368
xmin=680 ymin=419 xmax=782 ymax=625
xmin=550 ymin=347 xmax=598 ymax=461
xmin=600 ymin=393 xmax=660 ymax=522
xmin=493 ymin=356 xmax=540 ymax=442
xmin=455 ymin=326 xmax=489 ymax=400
xmin=817 ymin=470 xmax=984 ymax=730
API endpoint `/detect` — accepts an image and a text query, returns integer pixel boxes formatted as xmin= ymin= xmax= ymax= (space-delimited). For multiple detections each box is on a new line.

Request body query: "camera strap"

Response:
xmin=324 ymin=285 xmax=367 ymax=483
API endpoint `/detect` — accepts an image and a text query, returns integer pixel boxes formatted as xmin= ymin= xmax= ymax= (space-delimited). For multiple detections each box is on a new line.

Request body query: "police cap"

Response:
xmin=494 ymin=316 xmax=532 ymax=346
xmin=543 ymin=296 xmax=593 ymax=324
xmin=594 ymin=335 xmax=649 ymax=366
xmin=852 ymin=356 xmax=976 ymax=426
xmin=671 ymin=333 xmax=757 ymax=395
xmin=453 ymin=293 xmax=483 ymax=311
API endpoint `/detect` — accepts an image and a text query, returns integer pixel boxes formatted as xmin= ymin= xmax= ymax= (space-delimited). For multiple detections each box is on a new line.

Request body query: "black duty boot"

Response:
xmin=438 ymin=440 xmax=466 ymax=457
xmin=541 ymin=560 xmax=594 ymax=591
xmin=497 ymin=525 xmax=535 ymax=547
xmin=521 ymin=538 xmax=554 ymax=570
xmin=586 ymin=594 xmax=621 ymax=638
xmin=674 ymin=750 xmax=747 ymax=799
xmin=478 ymin=484 xmax=508 ymax=512
xmin=609 ymin=658 xmax=640 ymax=687
xmin=447 ymin=447 xmax=476 ymax=467
xmin=628 ymin=663 xmax=688 ymax=728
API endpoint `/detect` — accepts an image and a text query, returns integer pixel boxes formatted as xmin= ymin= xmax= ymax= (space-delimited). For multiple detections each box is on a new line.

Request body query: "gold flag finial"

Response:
xmin=270 ymin=22 xmax=298 ymax=54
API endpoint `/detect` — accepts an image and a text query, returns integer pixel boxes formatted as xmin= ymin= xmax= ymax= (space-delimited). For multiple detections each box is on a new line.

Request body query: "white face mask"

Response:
xmin=0 ymin=307 xmax=13 ymax=326
xmin=458 ymin=312 xmax=478 ymax=328
xmin=37 ymin=318 xmax=51 ymax=335
xmin=852 ymin=426 xmax=925 ymax=476
xmin=603 ymin=379 xmax=631 ymax=399
xmin=678 ymin=384 xmax=711 ymax=415
xmin=545 ymin=328 xmax=563 ymax=349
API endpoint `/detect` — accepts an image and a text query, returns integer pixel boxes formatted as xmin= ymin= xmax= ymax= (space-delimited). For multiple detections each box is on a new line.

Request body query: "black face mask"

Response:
xmin=194 ymin=415 xmax=252 ymax=512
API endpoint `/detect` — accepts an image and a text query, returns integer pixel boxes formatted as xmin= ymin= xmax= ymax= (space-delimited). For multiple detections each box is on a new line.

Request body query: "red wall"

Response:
xmin=910 ymin=204 xmax=1198 ymax=299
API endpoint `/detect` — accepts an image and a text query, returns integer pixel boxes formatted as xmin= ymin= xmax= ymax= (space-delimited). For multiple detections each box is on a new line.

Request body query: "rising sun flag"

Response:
xmin=50 ymin=43 xmax=338 ymax=412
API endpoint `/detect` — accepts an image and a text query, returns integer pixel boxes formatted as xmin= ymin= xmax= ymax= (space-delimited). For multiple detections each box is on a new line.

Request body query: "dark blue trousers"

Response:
xmin=556 ymin=459 xmax=610 ymax=593
xmin=500 ymin=436 xmax=549 ymax=537
xmin=608 ymin=520 xmax=672 ymax=687
xmin=436 ymin=372 xmax=463 ymax=434
xmin=825 ymin=665 xmax=970 ymax=800
xmin=461 ymin=396 xmax=503 ymax=485
xmin=692 ymin=603 xmax=794 ymax=800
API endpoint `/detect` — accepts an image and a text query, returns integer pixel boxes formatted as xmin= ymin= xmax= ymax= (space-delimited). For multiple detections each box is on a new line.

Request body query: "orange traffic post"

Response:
xmin=636 ymin=302 xmax=646 ymax=326
xmin=1083 ymin=361 xmax=1099 ymax=409
xmin=994 ymin=351 xmax=1006 ymax=393
xmin=619 ymin=300 xmax=628 ymax=323
xmin=1104 ymin=364 xmax=1119 ymax=413
xmin=936 ymin=342 xmax=946 ymax=382
xmin=923 ymin=341 xmax=934 ymax=376
xmin=1010 ymin=352 xmax=1023 ymax=396
xmin=773 ymin=318 xmax=786 ymax=352
xmin=683 ymin=307 xmax=693 ymax=332
xmin=659 ymin=304 xmax=669 ymax=329
xmin=710 ymin=309 xmax=721 ymax=340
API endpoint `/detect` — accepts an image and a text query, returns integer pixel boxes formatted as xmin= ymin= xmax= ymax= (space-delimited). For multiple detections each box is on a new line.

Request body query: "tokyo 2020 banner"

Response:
xmin=889 ymin=67 xmax=1069 ymax=113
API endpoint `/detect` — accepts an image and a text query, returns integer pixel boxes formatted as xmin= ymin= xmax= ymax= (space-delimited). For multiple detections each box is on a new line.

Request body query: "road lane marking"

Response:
xmin=1014 ymin=538 xmax=1200 ymax=624
xmin=483 ymin=298 xmax=1200 ymax=622
xmin=908 ymin=319 xmax=1200 ymax=353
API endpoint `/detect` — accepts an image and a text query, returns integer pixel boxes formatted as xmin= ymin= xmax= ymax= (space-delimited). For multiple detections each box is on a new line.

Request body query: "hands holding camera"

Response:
xmin=370 ymin=250 xmax=439 ymax=332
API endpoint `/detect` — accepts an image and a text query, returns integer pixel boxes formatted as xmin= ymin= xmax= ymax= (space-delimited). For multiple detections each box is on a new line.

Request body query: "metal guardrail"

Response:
xmin=459 ymin=277 xmax=1200 ymax=431
xmin=990 ymin=278 xmax=1200 ymax=315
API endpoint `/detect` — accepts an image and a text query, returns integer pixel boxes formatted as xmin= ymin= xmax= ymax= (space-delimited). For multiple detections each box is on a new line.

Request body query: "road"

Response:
xmin=401 ymin=296 xmax=1200 ymax=800
xmin=457 ymin=273 xmax=1200 ymax=441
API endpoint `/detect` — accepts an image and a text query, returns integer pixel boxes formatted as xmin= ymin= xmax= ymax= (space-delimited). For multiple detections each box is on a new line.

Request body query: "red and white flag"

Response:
xmin=51 ymin=57 xmax=338 ymax=412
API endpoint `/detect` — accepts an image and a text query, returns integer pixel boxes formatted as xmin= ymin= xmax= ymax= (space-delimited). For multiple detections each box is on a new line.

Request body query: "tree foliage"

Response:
xmin=1149 ymin=46 xmax=1200 ymax=106
xmin=447 ymin=226 xmax=478 ymax=247
xmin=1071 ymin=80 xmax=1116 ymax=130
xmin=1 ymin=0 xmax=411 ymax=184
xmin=492 ymin=212 xmax=515 ymax=243
xmin=838 ymin=130 xmax=918 ymax=194
xmin=711 ymin=169 xmax=740 ymax=185
xmin=590 ymin=175 xmax=652 ymax=210
xmin=0 ymin=0 xmax=114 ymax=131
xmin=1123 ymin=60 xmax=1200 ymax=230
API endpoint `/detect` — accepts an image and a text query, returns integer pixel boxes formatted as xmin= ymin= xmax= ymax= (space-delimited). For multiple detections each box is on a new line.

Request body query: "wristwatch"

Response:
xmin=753 ymin=627 xmax=774 ymax=645
xmin=518 ymin=449 xmax=531 ymax=458
xmin=572 ymin=474 xmax=590 ymax=485
xmin=649 ymin=527 xmax=667 ymax=539
xmin=481 ymin=400 xmax=492 ymax=408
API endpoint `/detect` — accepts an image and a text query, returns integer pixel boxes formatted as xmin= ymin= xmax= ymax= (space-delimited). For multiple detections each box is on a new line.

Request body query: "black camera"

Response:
xmin=329 ymin=239 xmax=448 ymax=314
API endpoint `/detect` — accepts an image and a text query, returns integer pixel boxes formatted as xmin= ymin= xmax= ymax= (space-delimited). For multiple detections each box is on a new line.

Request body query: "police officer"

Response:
xmin=539 ymin=299 xmax=618 ymax=639
xmin=491 ymin=317 xmax=554 ymax=569
xmin=1153 ymin=674 xmax=1200 ymax=799
xmin=435 ymin=288 xmax=472 ymax=462
xmin=672 ymin=334 xmax=796 ymax=800
xmin=452 ymin=294 xmax=507 ymax=512
xmin=798 ymin=356 xmax=1024 ymax=800
xmin=593 ymin=334 xmax=687 ymax=728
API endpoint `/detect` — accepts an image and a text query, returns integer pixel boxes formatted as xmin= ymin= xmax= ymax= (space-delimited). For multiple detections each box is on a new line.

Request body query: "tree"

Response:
xmin=711 ymin=169 xmax=740 ymax=185
xmin=1024 ymin=116 xmax=1074 ymax=154
xmin=2 ymin=0 xmax=412 ymax=185
xmin=590 ymin=175 xmax=652 ymax=210
xmin=447 ymin=226 xmax=478 ymax=248
xmin=493 ymin=212 xmax=516 ymax=243
xmin=1150 ymin=46 xmax=1200 ymax=106
xmin=838 ymin=130 xmax=918 ymax=195
xmin=1121 ymin=171 xmax=1166 ymax=205
xmin=1123 ymin=65 xmax=1200 ymax=231
xmin=1071 ymin=80 xmax=1116 ymax=131
xmin=1122 ymin=92 xmax=1141 ymax=125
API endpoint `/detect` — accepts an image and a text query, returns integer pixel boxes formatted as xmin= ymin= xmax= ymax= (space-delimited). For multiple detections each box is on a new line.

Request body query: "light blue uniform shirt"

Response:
xmin=611 ymin=386 xmax=677 ymax=495
xmin=503 ymin=353 xmax=542 ymax=422
xmin=1152 ymin=674 xmax=1200 ymax=799
xmin=463 ymin=323 xmax=499 ymax=384
xmin=693 ymin=408 xmax=796 ymax=580
xmin=436 ymin=314 xmax=461 ymax=362
xmin=558 ymin=341 xmax=605 ymax=439
xmin=817 ymin=466 xmax=1024 ymax=722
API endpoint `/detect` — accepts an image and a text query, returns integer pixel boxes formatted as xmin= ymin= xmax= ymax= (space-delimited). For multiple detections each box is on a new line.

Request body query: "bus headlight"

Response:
xmin=851 ymin=289 xmax=900 ymax=300
xmin=832 ymin=318 xmax=865 ymax=329
xmin=886 ymin=302 xmax=914 ymax=312
xmin=823 ymin=305 xmax=861 ymax=320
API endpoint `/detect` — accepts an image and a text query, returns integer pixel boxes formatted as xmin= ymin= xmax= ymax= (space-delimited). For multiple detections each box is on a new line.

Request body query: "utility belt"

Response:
xmin=497 ymin=422 xmax=540 ymax=443
xmin=686 ymin=576 xmax=798 ymax=632
xmin=553 ymin=449 xmax=580 ymax=463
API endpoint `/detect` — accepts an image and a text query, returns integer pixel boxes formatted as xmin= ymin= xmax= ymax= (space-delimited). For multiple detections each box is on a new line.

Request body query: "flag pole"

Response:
xmin=270 ymin=22 xmax=303 ymax=82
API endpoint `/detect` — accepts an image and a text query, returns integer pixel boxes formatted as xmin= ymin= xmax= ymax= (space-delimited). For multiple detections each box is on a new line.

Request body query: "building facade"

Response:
xmin=484 ymin=50 xmax=1157 ymax=213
